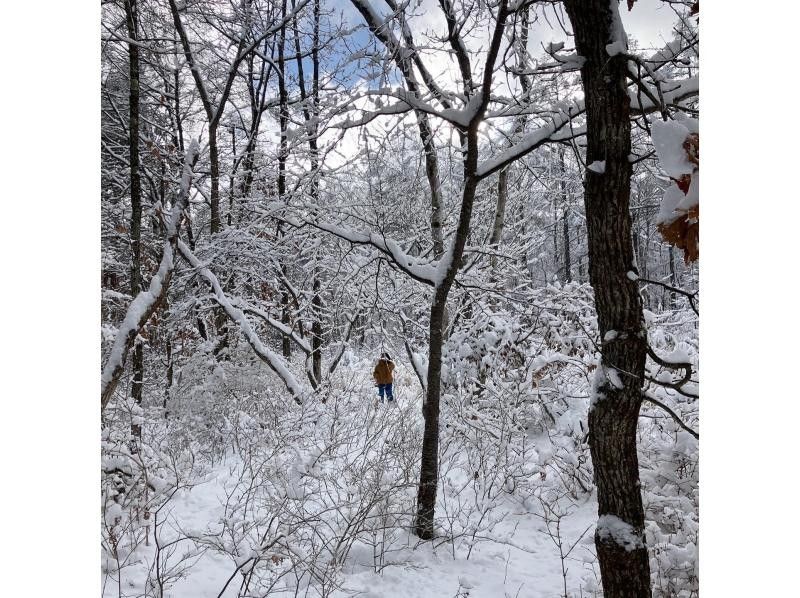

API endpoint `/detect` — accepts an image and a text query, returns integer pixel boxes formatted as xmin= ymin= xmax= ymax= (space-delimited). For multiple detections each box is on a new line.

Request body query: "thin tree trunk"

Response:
xmin=310 ymin=0 xmax=323 ymax=385
xmin=563 ymin=207 xmax=571 ymax=282
xmin=173 ymin=57 xmax=184 ymax=154
xmin=311 ymin=278 xmax=322 ymax=384
xmin=276 ymin=0 xmax=294 ymax=361
xmin=291 ymin=0 xmax=323 ymax=384
xmin=208 ymin=125 xmax=221 ymax=234
xmin=490 ymin=168 xmax=507 ymax=272
xmin=168 ymin=0 xmax=249 ymax=236
xmin=559 ymin=149 xmax=572 ymax=282
xmin=228 ymin=126 xmax=236 ymax=226
xmin=416 ymin=3 xmax=511 ymax=539
xmin=125 ymin=0 xmax=144 ymax=443
xmin=416 ymin=130 xmax=485 ymax=540
xmin=164 ymin=337 xmax=173 ymax=418
xmin=562 ymin=1 xmax=652 ymax=596
xmin=281 ymin=283 xmax=292 ymax=359
xmin=239 ymin=48 xmax=271 ymax=202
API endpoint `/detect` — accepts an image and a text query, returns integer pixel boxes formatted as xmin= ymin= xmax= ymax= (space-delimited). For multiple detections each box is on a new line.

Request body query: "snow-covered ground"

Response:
xmin=153 ymin=450 xmax=600 ymax=597
xmin=103 ymin=310 xmax=697 ymax=598
xmin=102 ymin=364 xmax=606 ymax=598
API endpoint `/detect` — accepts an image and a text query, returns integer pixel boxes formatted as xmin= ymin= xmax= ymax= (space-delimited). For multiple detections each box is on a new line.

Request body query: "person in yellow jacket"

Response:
xmin=373 ymin=352 xmax=395 ymax=403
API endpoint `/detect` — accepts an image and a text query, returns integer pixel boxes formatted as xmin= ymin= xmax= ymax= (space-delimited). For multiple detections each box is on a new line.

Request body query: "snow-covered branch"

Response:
xmin=101 ymin=141 xmax=199 ymax=412
xmin=285 ymin=216 xmax=449 ymax=287
xmin=176 ymin=240 xmax=306 ymax=403
xmin=476 ymin=106 xmax=579 ymax=179
xmin=477 ymin=75 xmax=698 ymax=180
xmin=642 ymin=393 xmax=699 ymax=440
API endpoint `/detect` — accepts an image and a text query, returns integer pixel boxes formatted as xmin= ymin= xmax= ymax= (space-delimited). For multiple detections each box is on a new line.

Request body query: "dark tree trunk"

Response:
xmin=310 ymin=2 xmax=324 ymax=385
xmin=169 ymin=0 xmax=248 ymax=237
xmin=209 ymin=126 xmax=221 ymax=234
xmin=173 ymin=59 xmax=184 ymax=154
xmin=239 ymin=49 xmax=271 ymax=203
xmin=311 ymin=278 xmax=323 ymax=384
xmin=559 ymin=148 xmax=572 ymax=282
xmin=414 ymin=0 xmax=514 ymax=521
xmin=345 ymin=0 xmax=510 ymax=540
xmin=415 ymin=124 xmax=484 ymax=539
xmin=228 ymin=126 xmax=236 ymax=226
xmin=125 ymin=0 xmax=144 ymax=443
xmin=281 ymin=287 xmax=292 ymax=359
xmin=164 ymin=337 xmax=173 ymax=418
xmin=562 ymin=1 xmax=652 ymax=596
xmin=276 ymin=0 xmax=294 ymax=360
xmin=292 ymin=0 xmax=324 ymax=385
xmin=563 ymin=207 xmax=572 ymax=282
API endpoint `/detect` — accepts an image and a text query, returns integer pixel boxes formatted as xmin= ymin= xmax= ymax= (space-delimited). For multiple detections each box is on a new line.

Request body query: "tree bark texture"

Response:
xmin=125 ymin=0 xmax=144 ymax=442
xmin=562 ymin=1 xmax=652 ymax=596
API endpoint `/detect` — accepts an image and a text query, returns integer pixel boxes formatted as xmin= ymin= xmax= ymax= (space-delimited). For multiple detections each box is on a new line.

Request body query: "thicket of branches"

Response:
xmin=101 ymin=0 xmax=699 ymax=596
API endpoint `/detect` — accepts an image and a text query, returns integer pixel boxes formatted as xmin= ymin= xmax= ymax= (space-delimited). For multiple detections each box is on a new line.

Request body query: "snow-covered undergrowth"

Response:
xmin=102 ymin=285 xmax=698 ymax=597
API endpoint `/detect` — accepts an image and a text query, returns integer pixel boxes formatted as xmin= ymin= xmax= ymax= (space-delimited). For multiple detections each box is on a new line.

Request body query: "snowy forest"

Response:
xmin=100 ymin=0 xmax=699 ymax=595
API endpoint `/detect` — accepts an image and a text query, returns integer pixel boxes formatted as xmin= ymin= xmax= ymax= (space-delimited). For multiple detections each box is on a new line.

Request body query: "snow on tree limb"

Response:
xmin=234 ymin=300 xmax=313 ymax=355
xmin=176 ymin=240 xmax=306 ymax=403
xmin=476 ymin=108 xmax=577 ymax=179
xmin=285 ymin=217 xmax=444 ymax=286
xmin=101 ymin=141 xmax=199 ymax=412
xmin=630 ymin=76 xmax=699 ymax=114
xmin=476 ymin=76 xmax=698 ymax=180
xmin=642 ymin=393 xmax=699 ymax=440
xmin=234 ymin=299 xmax=320 ymax=388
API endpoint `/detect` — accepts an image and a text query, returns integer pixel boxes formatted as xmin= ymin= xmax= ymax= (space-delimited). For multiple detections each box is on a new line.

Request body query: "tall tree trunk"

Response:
xmin=311 ymin=278 xmax=323 ymax=384
xmin=416 ymin=130 xmax=484 ymax=540
xmin=276 ymin=0 xmax=294 ymax=360
xmin=164 ymin=337 xmax=173 ymax=418
xmin=208 ymin=131 xmax=221 ymax=233
xmin=168 ymin=0 xmax=249 ymax=237
xmin=563 ymin=207 xmax=572 ymax=282
xmin=173 ymin=55 xmax=185 ymax=154
xmin=490 ymin=4 xmax=529 ymax=283
xmin=562 ymin=1 xmax=652 ymax=596
xmin=281 ymin=287 xmax=292 ymax=358
xmin=228 ymin=126 xmax=236 ymax=226
xmin=559 ymin=148 xmax=572 ymax=282
xmin=125 ymin=0 xmax=144 ymax=443
xmin=292 ymin=0 xmax=323 ymax=384
xmin=419 ymin=118 xmax=445 ymax=258
xmin=310 ymin=0 xmax=323 ymax=385
xmin=239 ymin=48 xmax=271 ymax=202
xmin=415 ymin=3 xmax=511 ymax=539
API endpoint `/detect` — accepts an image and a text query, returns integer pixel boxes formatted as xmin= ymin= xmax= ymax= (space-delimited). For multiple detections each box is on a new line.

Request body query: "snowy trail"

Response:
xmin=157 ymin=471 xmax=600 ymax=597
xmin=118 ymin=386 xmax=600 ymax=597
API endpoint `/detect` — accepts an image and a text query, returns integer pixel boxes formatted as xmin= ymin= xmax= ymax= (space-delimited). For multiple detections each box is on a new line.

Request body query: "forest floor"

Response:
xmin=163 ymin=467 xmax=599 ymax=598
xmin=105 ymin=364 xmax=603 ymax=598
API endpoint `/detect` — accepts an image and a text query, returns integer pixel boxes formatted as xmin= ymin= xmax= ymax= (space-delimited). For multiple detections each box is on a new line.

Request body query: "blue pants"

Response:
xmin=377 ymin=383 xmax=394 ymax=402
